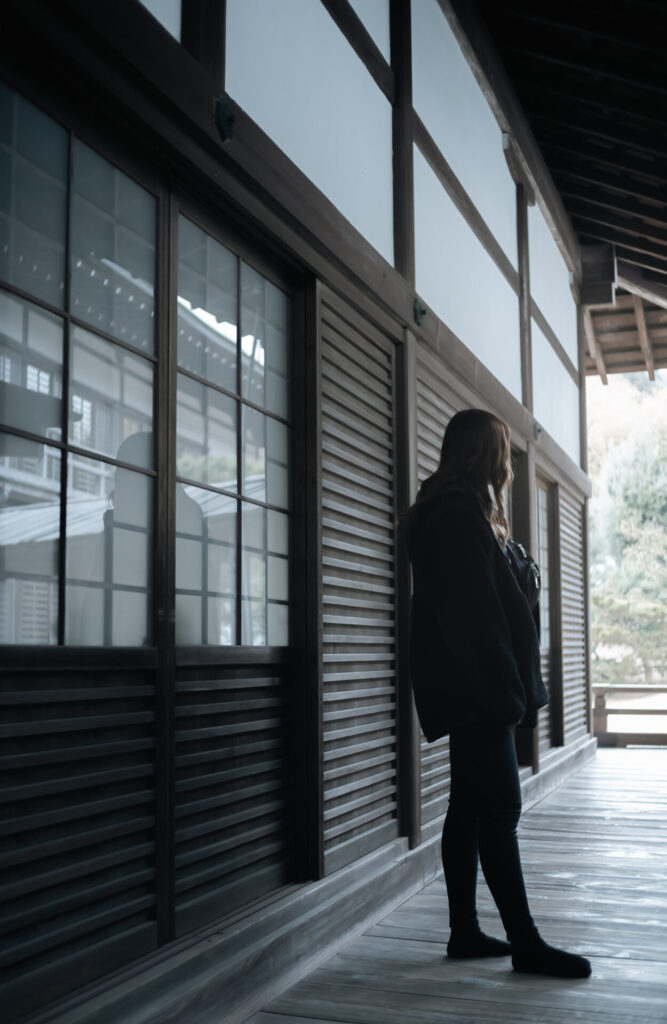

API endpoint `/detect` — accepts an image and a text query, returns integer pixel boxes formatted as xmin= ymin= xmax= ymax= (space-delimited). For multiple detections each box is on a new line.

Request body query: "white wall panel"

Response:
xmin=226 ymin=0 xmax=394 ymax=265
xmin=411 ymin=0 xmax=517 ymax=267
xmin=529 ymin=204 xmax=578 ymax=365
xmin=348 ymin=0 xmax=391 ymax=61
xmin=532 ymin=319 xmax=581 ymax=465
xmin=138 ymin=0 xmax=181 ymax=39
xmin=414 ymin=147 xmax=522 ymax=401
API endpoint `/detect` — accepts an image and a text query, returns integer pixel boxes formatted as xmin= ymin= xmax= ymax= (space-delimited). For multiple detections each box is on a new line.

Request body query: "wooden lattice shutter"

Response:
xmin=0 ymin=661 xmax=158 ymax=1019
xmin=173 ymin=661 xmax=291 ymax=935
xmin=319 ymin=288 xmax=399 ymax=873
xmin=560 ymin=489 xmax=588 ymax=741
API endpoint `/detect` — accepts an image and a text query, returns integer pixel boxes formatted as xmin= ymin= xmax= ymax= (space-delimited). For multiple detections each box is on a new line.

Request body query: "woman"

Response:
xmin=407 ymin=408 xmax=591 ymax=978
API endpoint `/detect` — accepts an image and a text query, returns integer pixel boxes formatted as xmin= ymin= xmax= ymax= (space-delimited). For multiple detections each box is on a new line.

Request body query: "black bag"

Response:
xmin=503 ymin=539 xmax=541 ymax=610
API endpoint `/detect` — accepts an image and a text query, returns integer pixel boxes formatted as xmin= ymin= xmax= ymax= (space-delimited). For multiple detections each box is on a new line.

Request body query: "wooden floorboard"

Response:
xmin=246 ymin=749 xmax=667 ymax=1023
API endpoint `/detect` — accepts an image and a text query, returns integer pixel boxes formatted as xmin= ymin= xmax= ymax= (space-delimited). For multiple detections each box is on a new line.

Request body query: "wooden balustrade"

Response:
xmin=593 ymin=684 xmax=667 ymax=747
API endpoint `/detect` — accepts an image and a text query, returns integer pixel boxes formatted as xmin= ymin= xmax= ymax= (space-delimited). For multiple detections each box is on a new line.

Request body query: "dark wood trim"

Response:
xmin=577 ymin=308 xmax=589 ymax=475
xmin=154 ymin=189 xmax=177 ymax=945
xmin=413 ymin=114 xmax=520 ymax=296
xmin=516 ymin=182 xmax=533 ymax=411
xmin=395 ymin=329 xmax=420 ymax=849
xmin=307 ymin=280 xmax=325 ymax=879
xmin=530 ymin=299 xmax=579 ymax=386
xmin=320 ymin=0 xmax=394 ymax=103
xmin=616 ymin=261 xmax=667 ymax=314
xmin=442 ymin=0 xmax=582 ymax=280
xmin=512 ymin=442 xmax=538 ymax=770
xmin=549 ymin=481 xmax=565 ymax=747
xmin=0 ymin=647 xmax=158 ymax=670
xmin=582 ymin=499 xmax=594 ymax=738
xmin=181 ymin=0 xmax=226 ymax=87
xmin=391 ymin=0 xmax=414 ymax=285
xmin=174 ymin=646 xmax=293 ymax=667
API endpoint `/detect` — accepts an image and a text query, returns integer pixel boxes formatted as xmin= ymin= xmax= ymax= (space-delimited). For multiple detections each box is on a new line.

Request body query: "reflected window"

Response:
xmin=0 ymin=84 xmax=156 ymax=647
xmin=71 ymin=140 xmax=156 ymax=354
xmin=176 ymin=216 xmax=291 ymax=647
xmin=0 ymin=434 xmax=60 ymax=644
xmin=0 ymin=84 xmax=68 ymax=309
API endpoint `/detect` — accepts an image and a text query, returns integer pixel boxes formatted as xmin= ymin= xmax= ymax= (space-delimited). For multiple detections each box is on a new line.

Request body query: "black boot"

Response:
xmin=447 ymin=928 xmax=512 ymax=959
xmin=512 ymin=932 xmax=591 ymax=978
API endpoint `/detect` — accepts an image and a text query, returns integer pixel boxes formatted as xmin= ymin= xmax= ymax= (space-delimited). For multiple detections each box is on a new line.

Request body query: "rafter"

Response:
xmin=616 ymin=261 xmax=667 ymax=314
xmin=582 ymin=307 xmax=608 ymax=385
xmin=632 ymin=296 xmax=656 ymax=380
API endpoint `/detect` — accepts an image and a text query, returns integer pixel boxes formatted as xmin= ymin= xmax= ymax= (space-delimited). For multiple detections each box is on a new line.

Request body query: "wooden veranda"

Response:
xmin=246 ymin=748 xmax=667 ymax=1024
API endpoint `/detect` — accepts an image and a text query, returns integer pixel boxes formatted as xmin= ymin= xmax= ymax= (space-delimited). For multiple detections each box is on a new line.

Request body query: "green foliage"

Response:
xmin=587 ymin=372 xmax=667 ymax=684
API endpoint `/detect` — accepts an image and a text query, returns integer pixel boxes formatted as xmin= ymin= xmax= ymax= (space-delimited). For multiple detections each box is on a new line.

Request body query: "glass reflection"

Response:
xmin=0 ymin=433 xmax=60 ymax=644
xmin=0 ymin=289 xmax=63 ymax=439
xmin=175 ymin=483 xmax=236 ymax=645
xmin=241 ymin=263 xmax=289 ymax=418
xmin=177 ymin=216 xmax=237 ymax=393
xmin=65 ymin=449 xmax=152 ymax=646
xmin=69 ymin=325 xmax=153 ymax=468
xmin=176 ymin=375 xmax=237 ymax=489
xmin=0 ymin=85 xmax=67 ymax=309
xmin=243 ymin=407 xmax=289 ymax=509
xmin=241 ymin=503 xmax=288 ymax=646
xmin=71 ymin=140 xmax=156 ymax=354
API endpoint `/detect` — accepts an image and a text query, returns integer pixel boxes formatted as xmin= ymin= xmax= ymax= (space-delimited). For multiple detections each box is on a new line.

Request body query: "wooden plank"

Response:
xmin=617 ymin=261 xmax=667 ymax=314
xmin=631 ymin=296 xmax=656 ymax=380
xmin=582 ymin=307 xmax=608 ymax=385
xmin=320 ymin=0 xmax=394 ymax=103
xmin=252 ymin=749 xmax=667 ymax=1024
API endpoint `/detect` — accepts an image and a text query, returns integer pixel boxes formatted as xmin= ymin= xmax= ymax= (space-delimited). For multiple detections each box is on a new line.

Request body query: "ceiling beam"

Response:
xmin=558 ymin=182 xmax=666 ymax=230
xmin=632 ymin=295 xmax=656 ymax=380
xmin=582 ymin=306 xmax=608 ymax=385
xmin=616 ymin=260 xmax=667 ymax=314
xmin=551 ymin=159 xmax=667 ymax=208
xmin=611 ymin=246 xmax=667 ymax=281
xmin=528 ymin=108 xmax=667 ymax=161
xmin=567 ymin=201 xmax=667 ymax=248
xmin=572 ymin=224 xmax=667 ymax=272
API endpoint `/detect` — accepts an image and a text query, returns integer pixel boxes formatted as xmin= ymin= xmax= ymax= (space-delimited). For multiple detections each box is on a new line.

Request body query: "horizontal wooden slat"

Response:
xmin=320 ymin=295 xmax=398 ymax=871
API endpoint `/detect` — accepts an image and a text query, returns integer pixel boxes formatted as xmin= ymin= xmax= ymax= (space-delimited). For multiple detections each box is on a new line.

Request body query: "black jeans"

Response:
xmin=442 ymin=723 xmax=535 ymax=942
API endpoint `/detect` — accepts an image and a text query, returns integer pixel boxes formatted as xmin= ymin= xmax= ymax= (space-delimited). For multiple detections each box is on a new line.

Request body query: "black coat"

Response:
xmin=407 ymin=479 xmax=548 ymax=743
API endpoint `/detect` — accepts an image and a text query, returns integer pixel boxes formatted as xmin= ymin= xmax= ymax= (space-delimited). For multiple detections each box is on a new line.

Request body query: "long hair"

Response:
xmin=413 ymin=409 xmax=513 ymax=541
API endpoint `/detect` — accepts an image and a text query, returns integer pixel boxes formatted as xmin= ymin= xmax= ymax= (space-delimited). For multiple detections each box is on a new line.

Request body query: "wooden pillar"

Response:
xmin=517 ymin=182 xmax=533 ymax=414
xmin=391 ymin=0 xmax=415 ymax=285
xmin=396 ymin=329 xmax=421 ymax=849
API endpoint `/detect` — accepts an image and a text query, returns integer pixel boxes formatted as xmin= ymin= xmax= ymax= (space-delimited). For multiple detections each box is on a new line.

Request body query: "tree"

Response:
xmin=587 ymin=371 xmax=667 ymax=684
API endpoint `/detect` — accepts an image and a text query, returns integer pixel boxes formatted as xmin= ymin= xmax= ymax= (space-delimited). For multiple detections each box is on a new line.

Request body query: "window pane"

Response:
xmin=0 ymin=433 xmax=60 ymax=644
xmin=0 ymin=288 xmax=63 ymax=439
xmin=241 ymin=503 xmax=288 ymax=647
xmin=69 ymin=325 xmax=153 ymax=468
xmin=0 ymin=84 xmax=67 ymax=308
xmin=71 ymin=140 xmax=156 ymax=354
xmin=177 ymin=216 xmax=237 ymax=392
xmin=176 ymin=375 xmax=237 ymax=488
xmin=175 ymin=483 xmax=236 ymax=646
xmin=65 ymin=454 xmax=152 ymax=645
xmin=243 ymin=407 xmax=289 ymax=509
xmin=241 ymin=263 xmax=289 ymax=418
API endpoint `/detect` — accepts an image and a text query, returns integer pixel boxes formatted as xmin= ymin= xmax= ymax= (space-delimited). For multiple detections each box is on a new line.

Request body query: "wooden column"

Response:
xmin=512 ymin=444 xmax=539 ymax=770
xmin=516 ymin=181 xmax=533 ymax=413
xmin=181 ymin=0 xmax=226 ymax=88
xmin=396 ymin=329 xmax=421 ymax=849
xmin=391 ymin=0 xmax=415 ymax=285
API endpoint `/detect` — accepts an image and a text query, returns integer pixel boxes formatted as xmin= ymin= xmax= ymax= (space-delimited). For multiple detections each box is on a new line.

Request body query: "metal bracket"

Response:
xmin=213 ymin=97 xmax=235 ymax=142
xmin=413 ymin=298 xmax=427 ymax=327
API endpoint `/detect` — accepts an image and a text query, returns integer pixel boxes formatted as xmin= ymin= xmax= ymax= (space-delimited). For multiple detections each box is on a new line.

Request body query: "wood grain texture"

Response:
xmin=248 ymin=748 xmax=667 ymax=1024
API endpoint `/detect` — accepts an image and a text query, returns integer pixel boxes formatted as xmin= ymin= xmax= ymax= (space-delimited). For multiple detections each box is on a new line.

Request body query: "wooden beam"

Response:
xmin=569 ymin=201 xmax=667 ymax=250
xmin=632 ymin=295 xmax=656 ymax=381
xmin=551 ymin=157 xmax=667 ymax=209
xmin=390 ymin=0 xmax=414 ymax=285
xmin=516 ymin=182 xmax=533 ymax=410
xmin=580 ymin=243 xmax=616 ymax=307
xmin=616 ymin=260 xmax=667 ymax=313
xmin=582 ymin=307 xmax=608 ymax=385
xmin=320 ymin=0 xmax=394 ymax=103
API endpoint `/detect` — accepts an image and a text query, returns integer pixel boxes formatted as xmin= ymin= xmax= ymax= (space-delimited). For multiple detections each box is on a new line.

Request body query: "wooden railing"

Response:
xmin=593 ymin=684 xmax=667 ymax=747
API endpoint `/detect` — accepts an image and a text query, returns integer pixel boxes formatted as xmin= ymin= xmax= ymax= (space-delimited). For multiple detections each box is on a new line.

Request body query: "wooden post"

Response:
xmin=391 ymin=0 xmax=415 ymax=286
xmin=396 ymin=329 xmax=421 ymax=849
